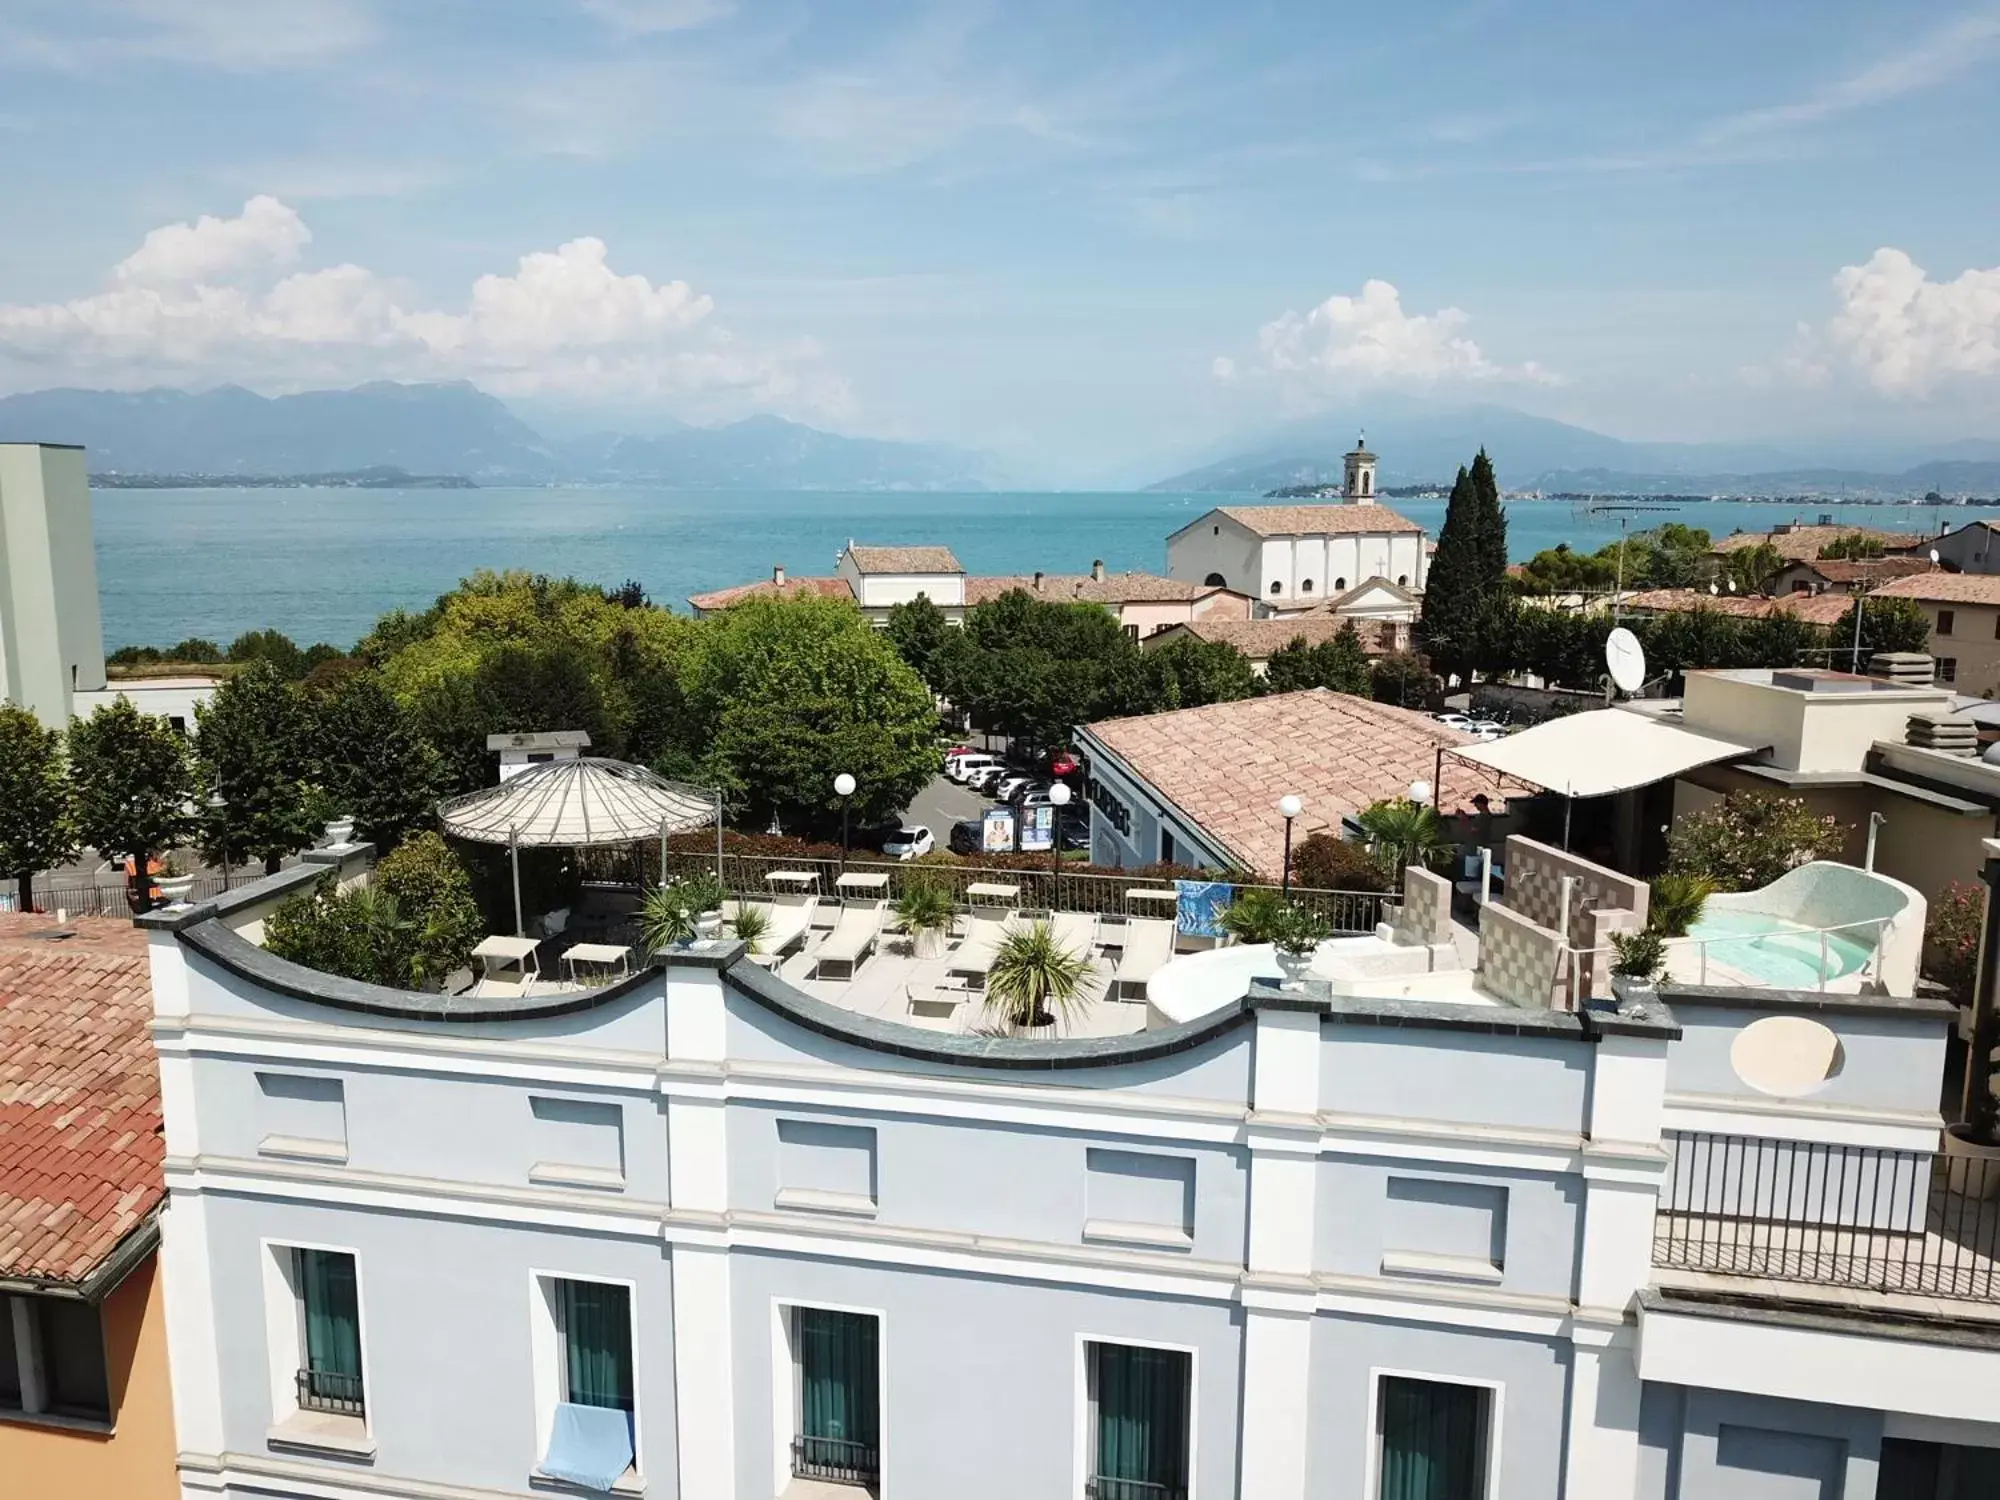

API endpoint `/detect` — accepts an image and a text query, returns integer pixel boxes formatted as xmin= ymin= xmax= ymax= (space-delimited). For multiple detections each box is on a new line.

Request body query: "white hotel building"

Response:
xmin=135 ymin=816 xmax=2000 ymax=1500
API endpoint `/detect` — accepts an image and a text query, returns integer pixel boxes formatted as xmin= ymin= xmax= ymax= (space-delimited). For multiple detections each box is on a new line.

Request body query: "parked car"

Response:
xmin=856 ymin=820 xmax=905 ymax=853
xmin=1467 ymin=719 xmax=1505 ymax=740
xmin=1058 ymin=815 xmax=1090 ymax=851
xmin=1434 ymin=712 xmax=1474 ymax=730
xmin=882 ymin=826 xmax=935 ymax=860
xmin=967 ymin=765 xmax=1009 ymax=792
xmin=1014 ymin=783 xmax=1055 ymax=807
xmin=994 ymin=774 xmax=1036 ymax=802
xmin=950 ymin=754 xmax=1003 ymax=783
xmin=1045 ymin=750 xmax=1080 ymax=778
xmin=949 ymin=819 xmax=985 ymax=855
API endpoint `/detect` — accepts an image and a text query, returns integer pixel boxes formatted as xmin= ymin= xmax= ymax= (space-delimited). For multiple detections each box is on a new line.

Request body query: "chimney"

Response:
xmin=1092 ymin=559 xmax=1106 ymax=582
xmin=773 ymin=564 xmax=786 ymax=586
xmin=1034 ymin=570 xmax=1044 ymax=590
xmin=1870 ymin=651 xmax=1935 ymax=688
xmin=1907 ymin=711 xmax=1977 ymax=757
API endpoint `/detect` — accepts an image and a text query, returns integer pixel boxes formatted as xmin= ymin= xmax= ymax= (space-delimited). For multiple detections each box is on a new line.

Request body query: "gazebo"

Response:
xmin=437 ymin=758 xmax=723 ymax=936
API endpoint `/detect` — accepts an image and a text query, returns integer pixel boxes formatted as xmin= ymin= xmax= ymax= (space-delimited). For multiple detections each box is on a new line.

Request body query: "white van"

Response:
xmin=949 ymin=753 xmax=1003 ymax=783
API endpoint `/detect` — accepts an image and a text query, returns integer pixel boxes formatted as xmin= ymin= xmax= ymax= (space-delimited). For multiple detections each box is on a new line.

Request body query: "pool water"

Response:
xmin=1682 ymin=909 xmax=1875 ymax=989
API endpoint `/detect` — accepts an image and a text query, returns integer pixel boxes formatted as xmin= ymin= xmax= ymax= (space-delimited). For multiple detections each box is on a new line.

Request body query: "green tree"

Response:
xmin=307 ymin=672 xmax=445 ymax=853
xmin=1145 ymin=634 xmax=1259 ymax=709
xmin=1666 ymin=791 xmax=1852 ymax=891
xmin=373 ymin=833 xmax=485 ymax=988
xmin=1830 ymin=596 xmax=1933 ymax=665
xmin=1720 ymin=542 xmax=1784 ymax=594
xmin=1417 ymin=464 xmax=1489 ymax=684
xmin=1819 ymin=533 xmax=1886 ymax=560
xmin=1356 ymin=797 xmax=1454 ymax=883
xmin=227 ymin=628 xmax=308 ymax=679
xmin=674 ymin=595 xmax=939 ymax=835
xmin=0 ymin=704 xmax=76 ymax=912
xmin=196 ymin=663 xmax=321 ymax=874
xmin=1263 ymin=624 xmax=1373 ymax=695
xmin=1468 ymin=448 xmax=1509 ymax=596
xmin=68 ymin=698 xmax=195 ymax=906
xmin=885 ymin=594 xmax=952 ymax=689
xmin=1370 ymin=652 xmax=1443 ymax=708
xmin=264 ymin=836 xmax=484 ymax=991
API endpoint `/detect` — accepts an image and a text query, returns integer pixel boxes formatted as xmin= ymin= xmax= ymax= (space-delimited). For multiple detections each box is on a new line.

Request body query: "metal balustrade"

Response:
xmin=792 ymin=1434 xmax=880 ymax=1484
xmin=296 ymin=1366 xmax=366 ymax=1416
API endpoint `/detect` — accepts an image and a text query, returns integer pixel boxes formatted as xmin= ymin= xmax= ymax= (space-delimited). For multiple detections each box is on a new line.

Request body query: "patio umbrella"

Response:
xmin=437 ymin=758 xmax=722 ymax=935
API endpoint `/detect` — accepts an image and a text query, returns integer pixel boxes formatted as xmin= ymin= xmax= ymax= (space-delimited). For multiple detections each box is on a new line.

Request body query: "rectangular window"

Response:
xmin=257 ymin=1072 xmax=347 ymax=1161
xmin=1993 ymin=614 xmax=2000 ymax=640
xmin=1939 ymin=657 xmax=1959 ymax=684
xmin=1938 ymin=609 xmax=1956 ymax=636
xmin=791 ymin=1308 xmax=880 ymax=1486
xmin=0 ymin=1293 xmax=111 ymax=1425
xmin=558 ymin=1281 xmax=634 ymax=1413
xmin=1087 ymin=1342 xmax=1191 ymax=1500
xmin=1376 ymin=1376 xmax=1490 ymax=1500
xmin=1124 ymin=624 xmax=1141 ymax=641
xmin=1160 ymin=829 xmax=1178 ymax=867
xmin=294 ymin=1249 xmax=365 ymax=1416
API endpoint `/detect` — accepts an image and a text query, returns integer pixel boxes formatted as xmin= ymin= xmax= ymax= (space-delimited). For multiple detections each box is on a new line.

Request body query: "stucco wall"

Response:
xmin=1661 ymin=1000 xmax=1949 ymax=1118
xmin=0 ymin=1258 xmax=181 ymax=1500
xmin=1636 ymin=1382 xmax=1885 ymax=1500
xmin=1165 ymin=521 xmax=1258 ymax=596
xmin=1919 ymin=599 xmax=2000 ymax=698
xmin=1318 ymin=1024 xmax=1590 ymax=1135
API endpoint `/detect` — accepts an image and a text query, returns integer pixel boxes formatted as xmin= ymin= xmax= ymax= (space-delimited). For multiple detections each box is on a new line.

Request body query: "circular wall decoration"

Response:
xmin=1729 ymin=1015 xmax=1845 ymax=1097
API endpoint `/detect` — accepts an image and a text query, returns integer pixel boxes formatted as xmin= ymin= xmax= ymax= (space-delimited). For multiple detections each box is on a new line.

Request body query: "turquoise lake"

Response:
xmin=90 ymin=486 xmax=1961 ymax=649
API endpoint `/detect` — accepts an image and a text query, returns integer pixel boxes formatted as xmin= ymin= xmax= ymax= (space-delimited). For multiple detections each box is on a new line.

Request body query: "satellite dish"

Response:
xmin=1606 ymin=627 xmax=1646 ymax=694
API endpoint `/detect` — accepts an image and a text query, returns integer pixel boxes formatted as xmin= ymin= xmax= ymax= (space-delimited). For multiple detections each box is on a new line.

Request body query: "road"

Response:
xmin=901 ymin=773 xmax=993 ymax=844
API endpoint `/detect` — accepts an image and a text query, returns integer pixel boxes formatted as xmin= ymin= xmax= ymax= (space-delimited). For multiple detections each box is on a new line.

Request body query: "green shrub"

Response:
xmin=1924 ymin=881 xmax=1985 ymax=1002
xmin=1647 ymin=873 xmax=1714 ymax=938
xmin=376 ymin=833 xmax=485 ymax=987
xmin=1666 ymin=792 xmax=1851 ymax=892
xmin=1288 ymin=832 xmax=1392 ymax=893
xmin=1610 ymin=929 xmax=1667 ymax=982
xmin=265 ymin=836 xmax=483 ymax=991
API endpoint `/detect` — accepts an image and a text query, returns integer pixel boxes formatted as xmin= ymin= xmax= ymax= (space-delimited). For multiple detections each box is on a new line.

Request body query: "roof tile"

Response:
xmin=1867 ymin=572 xmax=2000 ymax=605
xmin=1209 ymin=503 xmax=1425 ymax=538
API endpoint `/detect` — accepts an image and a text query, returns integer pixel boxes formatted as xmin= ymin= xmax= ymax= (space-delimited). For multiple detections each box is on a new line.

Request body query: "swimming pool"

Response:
xmin=1681 ymin=908 xmax=1876 ymax=989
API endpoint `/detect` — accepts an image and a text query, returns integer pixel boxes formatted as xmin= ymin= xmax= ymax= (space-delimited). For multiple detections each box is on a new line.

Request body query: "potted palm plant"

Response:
xmin=894 ymin=877 xmax=957 ymax=959
xmin=985 ymin=921 xmax=1096 ymax=1032
xmin=1609 ymin=928 xmax=1668 ymax=1005
xmin=681 ymin=873 xmax=728 ymax=943
xmin=730 ymin=903 xmax=771 ymax=955
xmin=642 ymin=874 xmax=728 ymax=952
xmin=1270 ymin=903 xmax=1333 ymax=990
xmin=1356 ymin=797 xmax=1454 ymax=883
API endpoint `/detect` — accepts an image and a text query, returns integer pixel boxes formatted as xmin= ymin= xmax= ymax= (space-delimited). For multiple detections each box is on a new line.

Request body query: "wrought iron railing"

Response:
xmin=663 ymin=850 xmax=1395 ymax=935
xmin=792 ymin=1434 xmax=879 ymax=1483
xmin=1654 ymin=1132 xmax=2000 ymax=1303
xmin=296 ymin=1366 xmax=366 ymax=1416
xmin=0 ymin=874 xmax=232 ymax=917
xmin=1086 ymin=1477 xmax=1188 ymax=1500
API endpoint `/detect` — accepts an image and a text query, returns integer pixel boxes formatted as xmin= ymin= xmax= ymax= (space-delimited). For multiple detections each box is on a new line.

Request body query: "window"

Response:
xmin=537 ymin=1277 xmax=637 ymax=1488
xmin=0 ymin=1293 xmax=112 ymax=1425
xmin=559 ymin=1281 xmax=634 ymax=1415
xmin=1086 ymin=1342 xmax=1191 ymax=1500
xmin=1202 ymin=572 xmax=1226 ymax=588
xmin=791 ymin=1308 xmax=880 ymax=1486
xmin=1938 ymin=609 xmax=1956 ymax=636
xmin=1269 ymin=582 xmax=1282 ymax=596
xmin=294 ymin=1249 xmax=364 ymax=1417
xmin=1880 ymin=1436 xmax=2000 ymax=1497
xmin=1940 ymin=657 xmax=1958 ymax=684
xmin=1335 ymin=577 xmax=1346 ymax=591
xmin=1211 ymin=526 xmax=1219 ymax=536
xmin=1300 ymin=579 xmax=1315 ymax=594
xmin=1397 ymin=574 xmax=1410 ymax=587
xmin=1160 ymin=829 xmax=1177 ymax=867
xmin=1374 ymin=1376 xmax=1491 ymax=1500
xmin=1994 ymin=614 xmax=2000 ymax=640
xmin=1363 ymin=471 xmax=1373 ymax=496
xmin=1124 ymin=625 xmax=1141 ymax=641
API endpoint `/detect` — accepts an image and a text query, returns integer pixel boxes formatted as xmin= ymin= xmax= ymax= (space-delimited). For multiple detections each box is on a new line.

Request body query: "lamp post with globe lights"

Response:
xmin=1047 ymin=781 xmax=1072 ymax=907
xmin=1278 ymin=794 xmax=1303 ymax=895
xmin=834 ymin=773 xmax=856 ymax=872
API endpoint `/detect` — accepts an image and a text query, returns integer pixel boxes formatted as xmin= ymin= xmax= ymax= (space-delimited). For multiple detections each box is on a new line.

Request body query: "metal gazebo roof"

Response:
xmin=437 ymin=758 xmax=718 ymax=848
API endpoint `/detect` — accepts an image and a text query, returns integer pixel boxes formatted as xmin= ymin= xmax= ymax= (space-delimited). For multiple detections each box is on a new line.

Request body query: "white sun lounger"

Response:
xmin=1113 ymin=916 xmax=1176 ymax=1000
xmin=947 ymin=908 xmax=1018 ymax=987
xmin=1049 ymin=909 xmax=1100 ymax=962
xmin=761 ymin=891 xmax=819 ymax=958
xmin=812 ymin=900 xmax=886 ymax=979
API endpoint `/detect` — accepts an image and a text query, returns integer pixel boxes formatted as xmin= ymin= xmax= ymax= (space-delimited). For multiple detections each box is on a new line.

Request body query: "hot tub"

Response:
xmin=1669 ymin=861 xmax=1923 ymax=995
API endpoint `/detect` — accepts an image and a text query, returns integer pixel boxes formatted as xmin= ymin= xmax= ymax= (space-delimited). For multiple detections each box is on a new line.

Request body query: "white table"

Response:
xmin=965 ymin=882 xmax=1022 ymax=907
xmin=766 ymin=870 xmax=821 ymax=890
xmin=563 ymin=942 xmax=631 ymax=984
xmin=835 ymin=873 xmax=890 ymax=895
xmin=471 ymin=934 xmax=541 ymax=983
xmin=1125 ymin=888 xmax=1181 ymax=909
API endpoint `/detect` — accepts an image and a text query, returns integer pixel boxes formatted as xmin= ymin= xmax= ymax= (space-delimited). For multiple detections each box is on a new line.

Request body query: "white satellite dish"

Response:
xmin=1606 ymin=627 xmax=1646 ymax=694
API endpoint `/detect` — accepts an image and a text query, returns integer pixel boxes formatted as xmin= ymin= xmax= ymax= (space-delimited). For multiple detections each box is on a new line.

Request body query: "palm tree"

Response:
xmin=984 ymin=921 xmax=1097 ymax=1032
xmin=1356 ymin=797 xmax=1454 ymax=883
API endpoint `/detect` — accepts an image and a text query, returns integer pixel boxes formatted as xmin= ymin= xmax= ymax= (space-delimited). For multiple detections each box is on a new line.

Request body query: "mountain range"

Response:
xmin=1147 ymin=400 xmax=2000 ymax=498
xmin=0 ymin=382 xmax=1003 ymax=490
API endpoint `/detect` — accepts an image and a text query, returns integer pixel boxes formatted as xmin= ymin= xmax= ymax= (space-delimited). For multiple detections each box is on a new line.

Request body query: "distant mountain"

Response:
xmin=0 ymin=382 xmax=999 ymax=491
xmin=1146 ymin=400 xmax=1994 ymax=498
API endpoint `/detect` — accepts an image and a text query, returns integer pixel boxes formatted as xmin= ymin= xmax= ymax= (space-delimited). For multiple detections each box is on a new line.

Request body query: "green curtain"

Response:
xmin=798 ymin=1308 xmax=878 ymax=1448
xmin=562 ymin=1281 xmax=634 ymax=1411
xmin=1378 ymin=1377 xmax=1483 ymax=1500
xmin=1094 ymin=1344 xmax=1189 ymax=1490
xmin=299 ymin=1249 xmax=361 ymax=1380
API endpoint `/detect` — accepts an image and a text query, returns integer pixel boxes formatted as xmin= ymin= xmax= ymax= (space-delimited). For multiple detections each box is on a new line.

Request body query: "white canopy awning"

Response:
xmin=438 ymin=757 xmax=717 ymax=848
xmin=1444 ymin=709 xmax=1762 ymax=799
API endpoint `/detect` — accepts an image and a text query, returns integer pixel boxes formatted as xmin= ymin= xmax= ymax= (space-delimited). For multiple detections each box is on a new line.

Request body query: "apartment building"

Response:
xmin=1866 ymin=573 xmax=2000 ymax=697
xmin=137 ymin=829 xmax=2000 ymax=1500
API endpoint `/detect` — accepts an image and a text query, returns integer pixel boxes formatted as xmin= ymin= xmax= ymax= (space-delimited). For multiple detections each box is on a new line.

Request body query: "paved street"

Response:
xmin=901 ymin=773 xmax=993 ymax=842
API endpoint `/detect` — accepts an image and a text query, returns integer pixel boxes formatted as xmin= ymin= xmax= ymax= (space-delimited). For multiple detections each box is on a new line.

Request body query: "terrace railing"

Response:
xmin=1654 ymin=1131 xmax=2000 ymax=1304
xmin=296 ymin=1366 xmax=367 ymax=1417
xmin=1553 ymin=914 xmax=1896 ymax=1009
xmin=0 ymin=873 xmax=232 ymax=918
xmin=792 ymin=1435 xmax=880 ymax=1484
xmin=661 ymin=850 xmax=1396 ymax=936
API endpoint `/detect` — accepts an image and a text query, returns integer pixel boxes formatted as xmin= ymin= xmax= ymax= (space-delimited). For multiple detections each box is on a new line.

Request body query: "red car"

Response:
xmin=1047 ymin=751 xmax=1080 ymax=777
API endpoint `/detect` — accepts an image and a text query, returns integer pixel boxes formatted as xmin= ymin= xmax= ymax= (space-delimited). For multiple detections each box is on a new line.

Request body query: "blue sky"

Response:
xmin=2 ymin=1 xmax=1998 ymax=480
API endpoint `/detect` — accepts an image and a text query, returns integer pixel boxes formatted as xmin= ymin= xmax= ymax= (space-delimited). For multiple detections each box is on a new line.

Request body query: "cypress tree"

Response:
xmin=1469 ymin=448 xmax=1509 ymax=593
xmin=1417 ymin=464 xmax=1484 ymax=685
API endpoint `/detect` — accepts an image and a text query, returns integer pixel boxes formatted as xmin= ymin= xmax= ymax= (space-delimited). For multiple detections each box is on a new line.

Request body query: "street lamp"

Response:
xmin=1047 ymin=781 xmax=1072 ymax=908
xmin=208 ymin=783 xmax=230 ymax=891
xmin=1278 ymin=794 xmax=1303 ymax=895
xmin=1409 ymin=779 xmax=1432 ymax=806
xmin=834 ymin=773 xmax=856 ymax=870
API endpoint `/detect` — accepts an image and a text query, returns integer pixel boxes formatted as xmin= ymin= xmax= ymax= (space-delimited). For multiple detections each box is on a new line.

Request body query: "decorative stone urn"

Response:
xmin=694 ymin=909 xmax=725 ymax=943
xmin=1274 ymin=946 xmax=1315 ymax=991
xmin=911 ymin=926 xmax=949 ymax=961
xmin=156 ymin=874 xmax=197 ymax=907
xmin=323 ymin=816 xmax=356 ymax=848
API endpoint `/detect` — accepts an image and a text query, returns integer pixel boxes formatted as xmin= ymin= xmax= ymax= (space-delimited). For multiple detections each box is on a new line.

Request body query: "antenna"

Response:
xmin=1606 ymin=627 xmax=1646 ymax=696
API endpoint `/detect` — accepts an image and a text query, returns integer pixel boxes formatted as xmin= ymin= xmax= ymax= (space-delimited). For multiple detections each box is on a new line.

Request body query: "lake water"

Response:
xmin=90 ymin=486 xmax=1956 ymax=649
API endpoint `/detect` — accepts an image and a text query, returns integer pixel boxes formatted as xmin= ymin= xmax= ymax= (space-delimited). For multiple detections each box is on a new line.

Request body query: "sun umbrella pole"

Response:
xmin=660 ymin=817 xmax=668 ymax=888
xmin=714 ymin=787 xmax=724 ymax=887
xmin=510 ymin=826 xmax=524 ymax=938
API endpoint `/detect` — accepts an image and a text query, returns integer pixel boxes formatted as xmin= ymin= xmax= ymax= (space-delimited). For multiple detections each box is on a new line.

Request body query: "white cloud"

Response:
xmin=0 ymin=0 xmax=377 ymax=72
xmin=577 ymin=0 xmax=734 ymax=36
xmin=0 ymin=198 xmax=844 ymax=414
xmin=1234 ymin=279 xmax=1555 ymax=389
xmin=1822 ymin=247 xmax=2000 ymax=394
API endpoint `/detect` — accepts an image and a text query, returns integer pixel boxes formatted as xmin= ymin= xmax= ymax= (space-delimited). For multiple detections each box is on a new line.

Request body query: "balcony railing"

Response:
xmin=1654 ymin=1132 xmax=2000 ymax=1304
xmin=296 ymin=1366 xmax=366 ymax=1416
xmin=792 ymin=1434 xmax=880 ymax=1484
xmin=1087 ymin=1477 xmax=1188 ymax=1500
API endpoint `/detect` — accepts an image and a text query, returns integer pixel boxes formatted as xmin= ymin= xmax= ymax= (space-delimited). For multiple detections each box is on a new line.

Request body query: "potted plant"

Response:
xmin=681 ymin=873 xmax=728 ymax=942
xmin=1609 ymin=928 xmax=1667 ymax=1005
xmin=1269 ymin=902 xmax=1333 ymax=990
xmin=156 ymin=857 xmax=196 ymax=908
xmin=1647 ymin=873 xmax=1713 ymax=939
xmin=985 ymin=921 xmax=1096 ymax=1032
xmin=894 ymin=876 xmax=957 ymax=959
xmin=323 ymin=814 xmax=357 ymax=849
xmin=640 ymin=876 xmax=724 ymax=952
xmin=1219 ymin=888 xmax=1288 ymax=946
xmin=730 ymin=903 xmax=771 ymax=956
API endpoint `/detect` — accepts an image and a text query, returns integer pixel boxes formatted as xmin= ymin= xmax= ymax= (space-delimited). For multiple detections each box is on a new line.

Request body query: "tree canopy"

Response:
xmin=0 ymin=704 xmax=75 ymax=911
xmin=195 ymin=662 xmax=321 ymax=873
xmin=68 ymin=698 xmax=195 ymax=888
xmin=1417 ymin=451 xmax=1509 ymax=683
xmin=1263 ymin=624 xmax=1374 ymax=695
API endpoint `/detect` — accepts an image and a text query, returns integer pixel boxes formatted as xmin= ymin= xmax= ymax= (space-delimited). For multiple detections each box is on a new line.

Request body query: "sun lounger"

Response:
xmin=1113 ymin=916 xmax=1176 ymax=1001
xmin=811 ymin=900 xmax=886 ymax=979
xmin=947 ymin=909 xmax=1018 ymax=987
xmin=761 ymin=892 xmax=819 ymax=958
xmin=1050 ymin=909 xmax=1099 ymax=962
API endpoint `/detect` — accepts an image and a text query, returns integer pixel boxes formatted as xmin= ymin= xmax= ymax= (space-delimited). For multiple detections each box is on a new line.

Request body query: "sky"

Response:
xmin=1 ymin=0 xmax=1998 ymax=482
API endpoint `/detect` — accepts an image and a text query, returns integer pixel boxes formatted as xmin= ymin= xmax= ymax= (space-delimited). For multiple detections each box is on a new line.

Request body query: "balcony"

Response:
xmin=792 ymin=1435 xmax=879 ymax=1486
xmin=1086 ymin=1480 xmax=1188 ymax=1500
xmin=296 ymin=1366 xmax=366 ymax=1417
xmin=1653 ymin=1132 xmax=2000 ymax=1310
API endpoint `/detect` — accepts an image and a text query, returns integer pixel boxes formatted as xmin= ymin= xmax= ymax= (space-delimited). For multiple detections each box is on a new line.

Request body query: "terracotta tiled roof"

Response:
xmin=1618 ymin=589 xmax=1852 ymax=625
xmin=1201 ymin=504 xmax=1426 ymax=538
xmin=1159 ymin=614 xmax=1404 ymax=661
xmin=1868 ymin=572 xmax=2000 ymax=605
xmin=0 ymin=915 xmax=161 ymax=1286
xmin=685 ymin=576 xmax=853 ymax=610
xmin=1079 ymin=688 xmax=1534 ymax=876
xmin=1786 ymin=557 xmax=1930 ymax=585
xmin=963 ymin=571 xmax=1237 ymax=606
xmin=1712 ymin=524 xmax=1928 ymax=562
xmin=845 ymin=544 xmax=964 ymax=574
